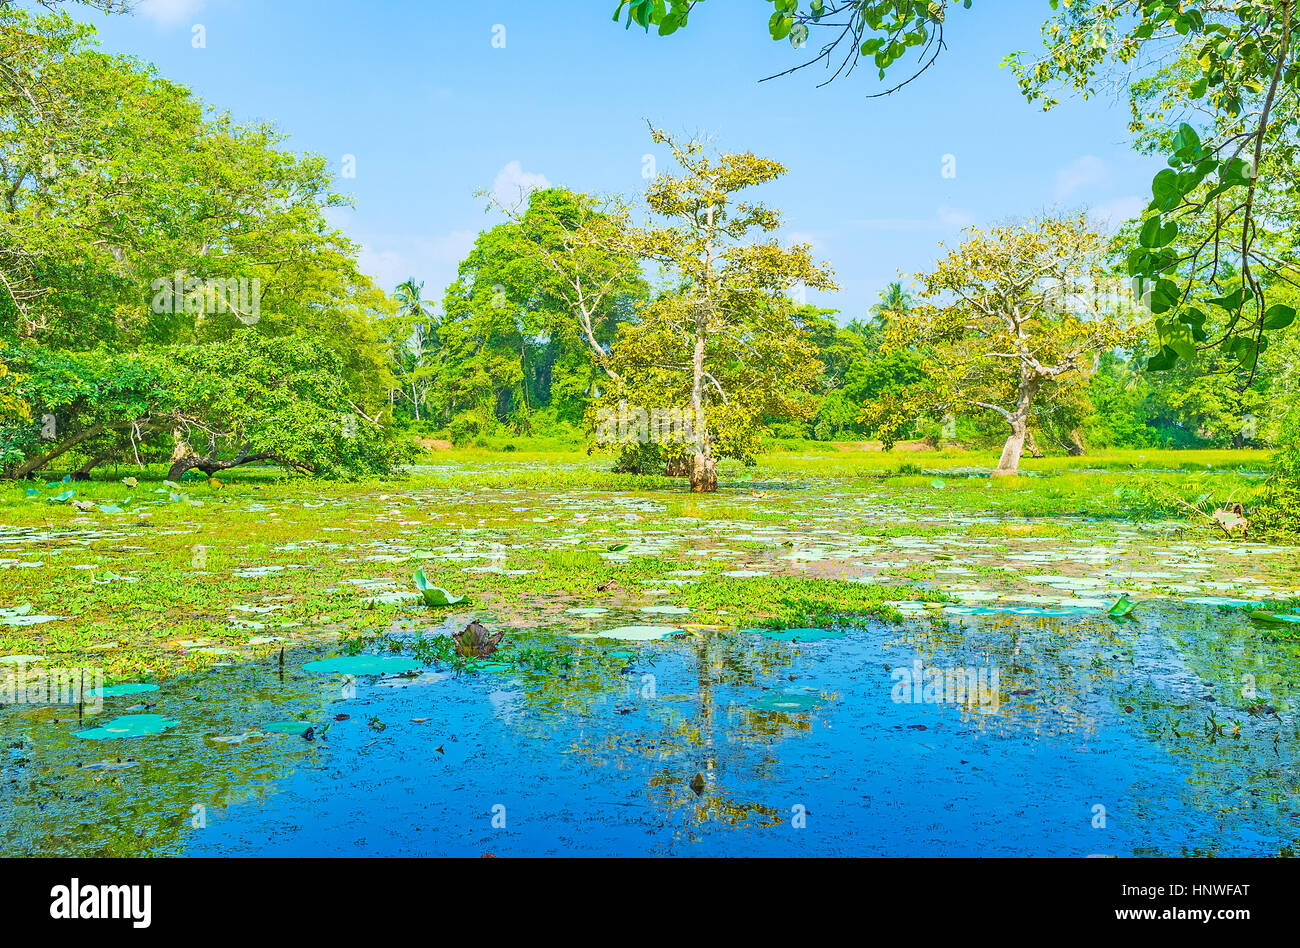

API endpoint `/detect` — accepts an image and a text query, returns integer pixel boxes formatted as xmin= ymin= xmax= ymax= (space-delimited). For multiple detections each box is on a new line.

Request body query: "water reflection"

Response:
xmin=2 ymin=601 xmax=1297 ymax=856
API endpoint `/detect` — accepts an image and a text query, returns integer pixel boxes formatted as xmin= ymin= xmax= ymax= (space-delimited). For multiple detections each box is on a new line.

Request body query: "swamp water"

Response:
xmin=2 ymin=479 xmax=1298 ymax=856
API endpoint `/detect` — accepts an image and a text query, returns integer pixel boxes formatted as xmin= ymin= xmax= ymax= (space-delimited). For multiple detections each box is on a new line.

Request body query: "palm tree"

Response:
xmin=870 ymin=281 xmax=912 ymax=330
xmin=391 ymin=278 xmax=439 ymax=420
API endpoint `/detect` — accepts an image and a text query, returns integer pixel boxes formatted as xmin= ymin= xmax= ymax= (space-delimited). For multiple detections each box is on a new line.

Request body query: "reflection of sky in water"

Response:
xmin=2 ymin=601 xmax=1296 ymax=857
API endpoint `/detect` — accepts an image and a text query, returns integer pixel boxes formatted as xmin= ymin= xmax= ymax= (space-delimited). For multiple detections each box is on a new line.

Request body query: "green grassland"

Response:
xmin=0 ymin=444 xmax=1286 ymax=683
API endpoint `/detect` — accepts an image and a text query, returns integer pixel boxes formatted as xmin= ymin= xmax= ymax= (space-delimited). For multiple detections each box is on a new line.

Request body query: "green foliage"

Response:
xmin=2 ymin=334 xmax=406 ymax=479
xmin=410 ymin=189 xmax=645 ymax=433
xmin=585 ymin=128 xmax=836 ymax=487
xmin=1010 ymin=1 xmax=1300 ymax=376
xmin=612 ymin=0 xmax=973 ymax=86
xmin=0 ymin=7 xmax=400 ymax=481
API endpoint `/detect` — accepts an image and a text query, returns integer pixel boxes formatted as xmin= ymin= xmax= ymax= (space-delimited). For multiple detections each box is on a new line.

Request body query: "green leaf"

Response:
xmin=1107 ymin=595 xmax=1137 ymax=619
xmin=1246 ymin=610 xmax=1300 ymax=626
xmin=1139 ymin=216 xmax=1177 ymax=248
xmin=1262 ymin=304 xmax=1296 ymax=330
xmin=769 ymin=11 xmax=793 ymax=40
xmin=1146 ymin=345 xmax=1179 ymax=371
xmin=413 ymin=568 xmax=465 ymax=607
xmin=1151 ymin=168 xmax=1182 ymax=210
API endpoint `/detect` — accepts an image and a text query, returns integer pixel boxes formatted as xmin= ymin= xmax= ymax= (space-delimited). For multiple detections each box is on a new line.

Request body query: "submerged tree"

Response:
xmin=887 ymin=214 xmax=1146 ymax=475
xmin=607 ymin=127 xmax=836 ymax=491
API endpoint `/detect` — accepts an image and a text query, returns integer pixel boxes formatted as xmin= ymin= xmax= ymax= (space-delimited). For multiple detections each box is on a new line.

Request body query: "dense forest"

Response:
xmin=2 ymin=0 xmax=1298 ymax=524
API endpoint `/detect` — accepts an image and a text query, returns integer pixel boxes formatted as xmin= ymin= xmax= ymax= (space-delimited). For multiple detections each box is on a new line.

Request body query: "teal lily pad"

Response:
xmin=302 ymin=655 xmax=423 ymax=675
xmin=99 ymin=683 xmax=159 ymax=698
xmin=753 ymin=691 xmax=821 ymax=712
xmin=75 ymin=714 xmax=180 ymax=740
xmin=261 ymin=720 xmax=314 ymax=735
xmin=572 ymin=625 xmax=679 ymax=641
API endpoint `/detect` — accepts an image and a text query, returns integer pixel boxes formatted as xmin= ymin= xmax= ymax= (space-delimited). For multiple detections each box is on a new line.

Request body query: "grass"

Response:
xmin=0 ymin=443 xmax=1286 ymax=682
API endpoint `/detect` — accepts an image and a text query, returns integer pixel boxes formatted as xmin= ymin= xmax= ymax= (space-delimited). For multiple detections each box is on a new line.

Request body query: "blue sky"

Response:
xmin=71 ymin=0 xmax=1159 ymax=322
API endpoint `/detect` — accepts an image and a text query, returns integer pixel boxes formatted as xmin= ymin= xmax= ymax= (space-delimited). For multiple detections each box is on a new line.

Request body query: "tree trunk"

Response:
xmin=168 ymin=430 xmax=291 ymax=480
xmin=72 ymin=451 xmax=115 ymax=481
xmin=1024 ymin=429 xmax=1044 ymax=459
xmin=7 ymin=418 xmax=156 ymax=479
xmin=665 ymin=454 xmax=692 ymax=477
xmin=688 ymin=328 xmax=717 ymax=493
xmin=993 ymin=374 xmax=1040 ymax=476
xmin=690 ymin=451 xmax=717 ymax=492
xmin=1067 ymin=429 xmax=1086 ymax=456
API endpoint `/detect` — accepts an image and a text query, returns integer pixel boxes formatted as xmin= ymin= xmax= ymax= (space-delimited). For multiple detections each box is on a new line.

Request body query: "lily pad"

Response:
xmin=261 ymin=720 xmax=314 ymax=736
xmin=302 ymin=655 xmax=423 ymax=675
xmin=1246 ymin=611 xmax=1300 ymax=626
xmin=573 ymin=625 xmax=680 ymax=641
xmin=99 ymin=683 xmax=160 ymax=698
xmin=0 ymin=604 xmax=63 ymax=627
xmin=75 ymin=714 xmax=180 ymax=740
xmin=752 ymin=691 xmax=821 ymax=712
xmin=413 ymin=568 xmax=465 ymax=607
xmin=1108 ymin=595 xmax=1137 ymax=619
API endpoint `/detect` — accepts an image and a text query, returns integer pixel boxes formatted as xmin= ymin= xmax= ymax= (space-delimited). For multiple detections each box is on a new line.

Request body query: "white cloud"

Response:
xmin=936 ymin=204 xmax=974 ymax=230
xmin=135 ymin=0 xmax=206 ymax=27
xmin=1091 ymin=194 xmax=1146 ymax=232
xmin=356 ymin=246 xmax=411 ymax=294
xmin=355 ymin=230 xmax=477 ymax=297
xmin=1055 ymin=155 xmax=1110 ymax=201
xmin=854 ymin=204 xmax=974 ymax=232
xmin=491 ymin=160 xmax=551 ymax=210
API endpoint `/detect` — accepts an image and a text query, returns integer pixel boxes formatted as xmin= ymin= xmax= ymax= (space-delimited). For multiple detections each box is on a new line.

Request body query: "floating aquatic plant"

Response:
xmin=413 ymin=568 xmax=465 ymax=607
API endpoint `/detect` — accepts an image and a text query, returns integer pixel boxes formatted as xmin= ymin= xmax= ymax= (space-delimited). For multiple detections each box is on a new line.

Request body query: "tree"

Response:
xmin=615 ymin=1 xmax=1296 ymax=379
xmin=0 ymin=7 xmax=399 ymax=479
xmin=1008 ymin=1 xmax=1300 ymax=378
xmin=386 ymin=278 xmax=439 ymax=421
xmin=2 ymin=334 xmax=404 ymax=481
xmin=885 ymin=214 xmax=1146 ymax=474
xmin=870 ymin=280 xmax=912 ymax=329
xmin=442 ymin=189 xmax=646 ymax=433
xmin=597 ymin=127 xmax=836 ymax=491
